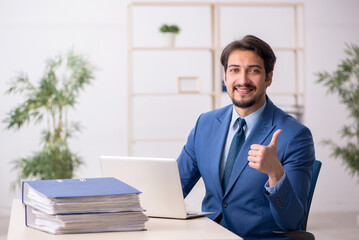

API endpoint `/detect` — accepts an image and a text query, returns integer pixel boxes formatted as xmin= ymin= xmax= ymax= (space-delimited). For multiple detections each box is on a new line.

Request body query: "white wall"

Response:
xmin=305 ymin=0 xmax=359 ymax=211
xmin=0 ymin=0 xmax=359 ymax=216
xmin=0 ymin=0 xmax=130 ymax=215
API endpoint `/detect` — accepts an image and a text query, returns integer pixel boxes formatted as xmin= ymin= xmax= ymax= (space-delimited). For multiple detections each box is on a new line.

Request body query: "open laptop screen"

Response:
xmin=100 ymin=156 xmax=189 ymax=219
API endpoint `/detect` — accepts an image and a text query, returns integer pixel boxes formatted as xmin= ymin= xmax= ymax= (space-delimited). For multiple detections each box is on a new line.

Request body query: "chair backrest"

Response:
xmin=302 ymin=160 xmax=322 ymax=231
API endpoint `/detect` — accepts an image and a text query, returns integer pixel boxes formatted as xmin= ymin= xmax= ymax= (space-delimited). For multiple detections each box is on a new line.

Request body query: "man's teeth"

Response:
xmin=236 ymin=88 xmax=251 ymax=92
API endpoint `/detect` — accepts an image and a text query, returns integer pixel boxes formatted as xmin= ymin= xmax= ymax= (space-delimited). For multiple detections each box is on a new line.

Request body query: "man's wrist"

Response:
xmin=268 ymin=167 xmax=284 ymax=187
xmin=265 ymin=172 xmax=287 ymax=194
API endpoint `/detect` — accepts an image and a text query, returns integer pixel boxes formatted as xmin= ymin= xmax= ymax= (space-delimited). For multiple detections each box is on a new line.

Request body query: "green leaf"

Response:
xmin=316 ymin=43 xmax=359 ymax=180
xmin=4 ymin=49 xmax=95 ymax=189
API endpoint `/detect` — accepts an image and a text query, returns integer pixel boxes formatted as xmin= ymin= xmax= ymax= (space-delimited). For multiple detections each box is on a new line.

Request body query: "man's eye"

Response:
xmin=229 ymin=68 xmax=239 ymax=72
xmin=249 ymin=69 xmax=259 ymax=73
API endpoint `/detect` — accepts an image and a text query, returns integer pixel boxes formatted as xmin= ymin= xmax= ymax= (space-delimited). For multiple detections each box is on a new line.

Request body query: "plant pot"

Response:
xmin=162 ymin=32 xmax=176 ymax=48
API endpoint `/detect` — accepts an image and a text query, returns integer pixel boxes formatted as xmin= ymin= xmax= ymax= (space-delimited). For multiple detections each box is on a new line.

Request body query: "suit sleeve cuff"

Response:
xmin=264 ymin=173 xmax=287 ymax=195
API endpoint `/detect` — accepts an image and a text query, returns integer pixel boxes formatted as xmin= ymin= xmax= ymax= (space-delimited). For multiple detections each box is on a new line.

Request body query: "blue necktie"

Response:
xmin=222 ymin=118 xmax=246 ymax=192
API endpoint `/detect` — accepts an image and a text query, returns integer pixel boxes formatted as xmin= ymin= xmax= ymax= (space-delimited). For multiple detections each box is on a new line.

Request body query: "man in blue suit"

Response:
xmin=177 ymin=35 xmax=315 ymax=239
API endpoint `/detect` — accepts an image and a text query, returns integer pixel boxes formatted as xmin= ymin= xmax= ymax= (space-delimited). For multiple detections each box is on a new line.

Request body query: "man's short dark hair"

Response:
xmin=220 ymin=35 xmax=277 ymax=77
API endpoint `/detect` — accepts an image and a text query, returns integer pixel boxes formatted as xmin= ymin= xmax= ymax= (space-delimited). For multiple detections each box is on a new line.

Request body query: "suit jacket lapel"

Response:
xmin=210 ymin=106 xmax=232 ymax=197
xmin=223 ymin=99 xmax=277 ymax=197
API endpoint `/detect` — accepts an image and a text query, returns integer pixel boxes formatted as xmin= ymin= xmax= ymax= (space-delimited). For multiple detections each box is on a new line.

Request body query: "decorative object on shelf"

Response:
xmin=222 ymin=80 xmax=227 ymax=92
xmin=177 ymin=76 xmax=200 ymax=93
xmin=316 ymin=43 xmax=359 ymax=179
xmin=221 ymin=70 xmax=227 ymax=92
xmin=3 ymin=49 xmax=96 ymax=188
xmin=159 ymin=24 xmax=180 ymax=47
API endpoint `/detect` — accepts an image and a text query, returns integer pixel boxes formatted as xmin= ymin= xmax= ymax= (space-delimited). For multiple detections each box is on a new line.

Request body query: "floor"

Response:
xmin=1 ymin=212 xmax=358 ymax=239
xmin=0 ymin=215 xmax=8 ymax=240
xmin=307 ymin=211 xmax=359 ymax=240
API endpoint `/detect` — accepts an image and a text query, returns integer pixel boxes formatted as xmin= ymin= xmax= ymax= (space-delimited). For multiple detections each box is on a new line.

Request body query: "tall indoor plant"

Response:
xmin=4 ymin=49 xmax=95 ymax=187
xmin=316 ymin=43 xmax=359 ymax=179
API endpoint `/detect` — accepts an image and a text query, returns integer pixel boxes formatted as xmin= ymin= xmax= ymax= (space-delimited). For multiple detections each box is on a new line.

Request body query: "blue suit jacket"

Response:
xmin=177 ymin=97 xmax=315 ymax=239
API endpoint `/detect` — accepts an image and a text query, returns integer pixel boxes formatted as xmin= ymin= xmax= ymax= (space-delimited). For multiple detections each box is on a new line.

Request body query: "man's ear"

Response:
xmin=265 ymin=71 xmax=273 ymax=87
xmin=223 ymin=70 xmax=227 ymax=84
xmin=224 ymin=74 xmax=227 ymax=83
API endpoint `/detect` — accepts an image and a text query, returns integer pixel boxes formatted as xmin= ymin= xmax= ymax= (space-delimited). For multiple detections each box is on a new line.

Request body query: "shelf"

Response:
xmin=132 ymin=138 xmax=187 ymax=142
xmin=131 ymin=47 xmax=301 ymax=52
xmin=131 ymin=47 xmax=215 ymax=51
xmin=219 ymin=92 xmax=304 ymax=97
xmin=130 ymin=92 xmax=215 ymax=97
xmin=127 ymin=1 xmax=305 ymax=156
xmin=131 ymin=2 xmax=213 ymax=7
xmin=273 ymin=47 xmax=304 ymax=51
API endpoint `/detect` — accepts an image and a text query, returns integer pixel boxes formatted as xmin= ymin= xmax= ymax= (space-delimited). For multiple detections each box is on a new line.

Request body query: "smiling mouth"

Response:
xmin=233 ymin=85 xmax=255 ymax=94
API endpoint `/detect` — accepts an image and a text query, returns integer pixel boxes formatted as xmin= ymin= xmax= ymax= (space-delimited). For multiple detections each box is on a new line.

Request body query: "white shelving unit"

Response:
xmin=127 ymin=1 xmax=305 ymax=156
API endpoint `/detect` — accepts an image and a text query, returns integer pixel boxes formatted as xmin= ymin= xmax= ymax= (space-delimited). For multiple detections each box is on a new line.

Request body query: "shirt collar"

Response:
xmin=230 ymin=100 xmax=267 ymax=135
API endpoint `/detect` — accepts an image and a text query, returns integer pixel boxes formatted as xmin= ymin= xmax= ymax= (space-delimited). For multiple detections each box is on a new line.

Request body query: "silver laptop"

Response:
xmin=100 ymin=156 xmax=213 ymax=219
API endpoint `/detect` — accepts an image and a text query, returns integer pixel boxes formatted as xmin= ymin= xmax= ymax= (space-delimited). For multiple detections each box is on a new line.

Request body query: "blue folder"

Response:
xmin=22 ymin=177 xmax=141 ymax=201
xmin=22 ymin=178 xmax=148 ymax=234
xmin=22 ymin=177 xmax=144 ymax=215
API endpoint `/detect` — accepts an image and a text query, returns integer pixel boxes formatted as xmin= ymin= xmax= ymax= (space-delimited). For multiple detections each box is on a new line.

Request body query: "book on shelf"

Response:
xmin=22 ymin=177 xmax=148 ymax=234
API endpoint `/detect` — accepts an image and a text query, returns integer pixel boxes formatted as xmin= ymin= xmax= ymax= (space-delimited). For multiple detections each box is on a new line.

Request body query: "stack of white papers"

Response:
xmin=22 ymin=177 xmax=148 ymax=234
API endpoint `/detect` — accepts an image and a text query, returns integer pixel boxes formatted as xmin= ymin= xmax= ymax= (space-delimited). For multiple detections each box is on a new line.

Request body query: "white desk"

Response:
xmin=7 ymin=199 xmax=242 ymax=240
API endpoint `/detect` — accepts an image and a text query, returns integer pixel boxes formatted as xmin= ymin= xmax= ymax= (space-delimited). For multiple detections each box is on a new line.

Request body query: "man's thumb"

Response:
xmin=269 ymin=129 xmax=282 ymax=147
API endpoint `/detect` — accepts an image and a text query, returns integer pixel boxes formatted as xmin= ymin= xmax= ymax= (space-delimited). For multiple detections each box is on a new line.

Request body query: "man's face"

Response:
xmin=224 ymin=50 xmax=272 ymax=116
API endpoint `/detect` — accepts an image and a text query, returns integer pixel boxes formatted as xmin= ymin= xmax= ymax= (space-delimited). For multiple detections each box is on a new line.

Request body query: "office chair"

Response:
xmin=274 ymin=160 xmax=322 ymax=240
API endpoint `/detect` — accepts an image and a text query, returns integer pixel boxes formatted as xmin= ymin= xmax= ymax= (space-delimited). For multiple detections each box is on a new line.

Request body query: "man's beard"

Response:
xmin=229 ymin=84 xmax=257 ymax=108
xmin=231 ymin=97 xmax=256 ymax=108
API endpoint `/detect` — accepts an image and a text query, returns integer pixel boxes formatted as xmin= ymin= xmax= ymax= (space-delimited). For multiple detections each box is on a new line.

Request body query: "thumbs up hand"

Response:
xmin=248 ymin=129 xmax=284 ymax=187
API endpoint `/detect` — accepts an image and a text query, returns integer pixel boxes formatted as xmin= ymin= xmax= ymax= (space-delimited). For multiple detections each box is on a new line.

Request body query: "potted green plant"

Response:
xmin=3 ymin=49 xmax=96 ymax=188
xmin=159 ymin=24 xmax=180 ymax=47
xmin=316 ymin=43 xmax=359 ymax=179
